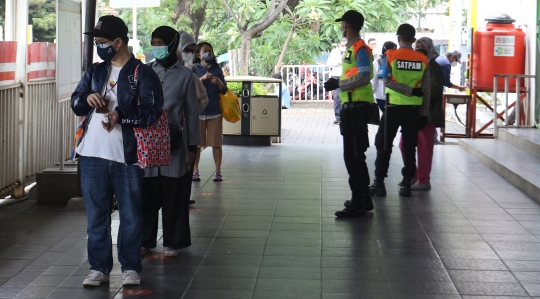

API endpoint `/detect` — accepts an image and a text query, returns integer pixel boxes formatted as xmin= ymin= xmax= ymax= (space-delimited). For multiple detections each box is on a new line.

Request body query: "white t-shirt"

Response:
xmin=76 ymin=65 xmax=125 ymax=163
xmin=327 ymin=47 xmax=344 ymax=77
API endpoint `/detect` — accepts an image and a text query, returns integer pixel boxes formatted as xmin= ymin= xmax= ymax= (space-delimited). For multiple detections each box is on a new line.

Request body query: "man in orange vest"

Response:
xmin=369 ymin=24 xmax=430 ymax=197
xmin=324 ymin=10 xmax=375 ymax=217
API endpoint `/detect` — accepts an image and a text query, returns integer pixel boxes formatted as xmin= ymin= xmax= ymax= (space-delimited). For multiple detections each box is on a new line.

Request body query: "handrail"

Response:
xmin=492 ymin=74 xmax=535 ymax=137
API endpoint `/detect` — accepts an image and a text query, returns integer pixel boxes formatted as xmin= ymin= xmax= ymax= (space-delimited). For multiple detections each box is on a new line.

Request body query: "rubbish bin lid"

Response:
xmin=485 ymin=14 xmax=515 ymax=24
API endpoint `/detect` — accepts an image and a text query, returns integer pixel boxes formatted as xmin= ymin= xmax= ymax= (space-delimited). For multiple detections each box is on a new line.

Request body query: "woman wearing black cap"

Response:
xmin=140 ymin=26 xmax=201 ymax=258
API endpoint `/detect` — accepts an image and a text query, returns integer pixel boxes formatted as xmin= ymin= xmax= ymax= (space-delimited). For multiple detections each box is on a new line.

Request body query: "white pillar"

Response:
xmin=15 ymin=0 xmax=28 ymax=194
xmin=5 ymin=0 xmax=15 ymax=40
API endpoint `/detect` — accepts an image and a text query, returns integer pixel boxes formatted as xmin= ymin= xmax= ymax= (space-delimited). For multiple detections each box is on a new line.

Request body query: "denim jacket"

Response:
xmin=71 ymin=56 xmax=164 ymax=165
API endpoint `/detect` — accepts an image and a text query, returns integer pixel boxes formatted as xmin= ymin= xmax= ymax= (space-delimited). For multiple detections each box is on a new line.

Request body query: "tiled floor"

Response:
xmin=1 ymin=103 xmax=540 ymax=298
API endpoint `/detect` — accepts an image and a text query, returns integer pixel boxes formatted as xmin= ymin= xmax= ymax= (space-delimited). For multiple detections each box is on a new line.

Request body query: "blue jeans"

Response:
xmin=333 ymin=92 xmax=342 ymax=121
xmin=80 ymin=156 xmax=144 ymax=275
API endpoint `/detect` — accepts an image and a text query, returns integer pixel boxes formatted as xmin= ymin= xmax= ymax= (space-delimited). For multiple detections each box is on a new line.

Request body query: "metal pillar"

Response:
xmin=83 ymin=0 xmax=97 ymax=71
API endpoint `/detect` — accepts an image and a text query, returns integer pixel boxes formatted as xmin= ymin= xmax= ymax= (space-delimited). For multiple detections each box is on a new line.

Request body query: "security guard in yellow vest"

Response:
xmin=370 ymin=24 xmax=430 ymax=197
xmin=324 ymin=10 xmax=375 ymax=217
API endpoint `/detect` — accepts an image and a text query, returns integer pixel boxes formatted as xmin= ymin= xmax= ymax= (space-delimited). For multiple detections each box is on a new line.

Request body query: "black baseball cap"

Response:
xmin=84 ymin=15 xmax=128 ymax=41
xmin=335 ymin=10 xmax=364 ymax=31
xmin=396 ymin=23 xmax=416 ymax=37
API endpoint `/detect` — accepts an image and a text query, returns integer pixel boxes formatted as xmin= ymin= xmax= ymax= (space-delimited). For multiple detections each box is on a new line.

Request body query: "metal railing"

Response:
xmin=281 ymin=65 xmax=332 ymax=101
xmin=0 ymin=83 xmax=22 ymax=196
xmin=493 ymin=74 xmax=535 ymax=137
xmin=25 ymin=81 xmax=58 ymax=179
xmin=1 ymin=80 xmax=76 ymax=198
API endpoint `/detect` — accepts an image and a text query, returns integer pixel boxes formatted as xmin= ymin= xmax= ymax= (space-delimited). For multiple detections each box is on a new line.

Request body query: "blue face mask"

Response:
xmin=96 ymin=39 xmax=118 ymax=61
xmin=152 ymin=46 xmax=170 ymax=60
xmin=201 ymin=52 xmax=215 ymax=63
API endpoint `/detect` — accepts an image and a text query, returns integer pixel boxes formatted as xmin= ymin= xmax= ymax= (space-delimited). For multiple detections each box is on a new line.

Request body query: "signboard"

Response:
xmin=494 ymin=35 xmax=515 ymax=57
xmin=109 ymin=0 xmax=160 ymax=8
xmin=56 ymin=0 xmax=82 ymax=100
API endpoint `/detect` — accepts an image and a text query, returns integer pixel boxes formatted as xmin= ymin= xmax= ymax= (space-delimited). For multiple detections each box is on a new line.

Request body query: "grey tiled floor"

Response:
xmin=2 ymin=103 xmax=540 ymax=298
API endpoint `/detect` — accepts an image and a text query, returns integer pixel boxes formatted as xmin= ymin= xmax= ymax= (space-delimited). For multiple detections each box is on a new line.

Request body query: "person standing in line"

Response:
xmin=141 ymin=26 xmax=201 ymax=257
xmin=324 ymin=10 xmax=375 ymax=217
xmin=177 ymin=30 xmax=197 ymax=68
xmin=72 ymin=15 xmax=164 ymax=287
xmin=434 ymin=49 xmax=466 ymax=144
xmin=326 ymin=37 xmax=347 ymax=124
xmin=369 ymin=23 xmax=430 ymax=197
xmin=397 ymin=37 xmax=444 ymax=191
xmin=176 ymin=30 xmax=207 ymax=206
xmin=367 ymin=38 xmax=378 ymax=58
xmin=372 ymin=41 xmax=397 ymax=112
xmin=191 ymin=42 xmax=228 ymax=182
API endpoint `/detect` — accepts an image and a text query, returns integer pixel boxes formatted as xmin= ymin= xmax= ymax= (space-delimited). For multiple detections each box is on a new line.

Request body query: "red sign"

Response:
xmin=119 ymin=289 xmax=152 ymax=296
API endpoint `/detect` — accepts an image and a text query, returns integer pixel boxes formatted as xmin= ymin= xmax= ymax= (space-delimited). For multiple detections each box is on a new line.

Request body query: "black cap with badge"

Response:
xmin=84 ymin=15 xmax=129 ymax=42
xmin=335 ymin=10 xmax=364 ymax=31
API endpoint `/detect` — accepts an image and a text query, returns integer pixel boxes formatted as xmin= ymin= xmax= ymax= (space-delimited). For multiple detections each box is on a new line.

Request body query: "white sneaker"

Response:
xmin=122 ymin=270 xmax=140 ymax=286
xmin=83 ymin=270 xmax=109 ymax=286
xmin=164 ymin=247 xmax=178 ymax=257
xmin=411 ymin=182 xmax=431 ymax=191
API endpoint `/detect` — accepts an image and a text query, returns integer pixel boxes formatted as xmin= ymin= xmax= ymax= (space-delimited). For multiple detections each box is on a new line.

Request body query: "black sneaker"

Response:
xmin=363 ymin=196 xmax=374 ymax=211
xmin=399 ymin=184 xmax=412 ymax=197
xmin=369 ymin=181 xmax=386 ymax=196
xmin=344 ymin=197 xmax=373 ymax=212
xmin=335 ymin=206 xmax=365 ymax=218
xmin=189 ymin=199 xmax=196 ymax=205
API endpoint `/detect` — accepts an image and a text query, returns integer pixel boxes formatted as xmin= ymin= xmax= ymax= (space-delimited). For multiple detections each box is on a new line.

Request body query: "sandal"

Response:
xmin=192 ymin=172 xmax=200 ymax=181
xmin=213 ymin=172 xmax=223 ymax=182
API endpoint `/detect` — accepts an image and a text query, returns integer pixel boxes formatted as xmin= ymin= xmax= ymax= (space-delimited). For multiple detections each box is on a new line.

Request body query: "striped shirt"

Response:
xmin=144 ymin=61 xmax=201 ymax=178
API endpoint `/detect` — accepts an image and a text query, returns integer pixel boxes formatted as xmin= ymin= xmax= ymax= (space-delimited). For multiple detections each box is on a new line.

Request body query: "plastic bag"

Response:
xmin=219 ymin=89 xmax=241 ymax=123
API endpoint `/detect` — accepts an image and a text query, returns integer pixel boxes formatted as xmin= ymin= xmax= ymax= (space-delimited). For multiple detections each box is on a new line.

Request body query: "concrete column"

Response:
xmin=5 ymin=0 xmax=15 ymax=40
xmin=15 ymin=0 xmax=28 ymax=196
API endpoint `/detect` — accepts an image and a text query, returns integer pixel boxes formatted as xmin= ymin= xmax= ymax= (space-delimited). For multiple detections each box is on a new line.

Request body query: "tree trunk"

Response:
xmin=274 ymin=18 xmax=296 ymax=74
xmin=239 ymin=33 xmax=252 ymax=75
xmin=171 ymin=0 xmax=206 ymax=42
xmin=222 ymin=0 xmax=288 ymax=75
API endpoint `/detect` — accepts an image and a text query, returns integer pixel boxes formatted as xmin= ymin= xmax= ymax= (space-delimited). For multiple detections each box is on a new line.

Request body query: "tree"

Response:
xmin=171 ymin=0 xmax=208 ymax=41
xmin=221 ymin=0 xmax=288 ymax=75
xmin=29 ymin=0 xmax=56 ymax=42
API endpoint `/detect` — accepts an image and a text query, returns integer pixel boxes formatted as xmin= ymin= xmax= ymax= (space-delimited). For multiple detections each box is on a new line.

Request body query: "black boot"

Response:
xmin=369 ymin=178 xmax=386 ymax=196
xmin=336 ymin=199 xmax=365 ymax=218
xmin=399 ymin=178 xmax=412 ymax=197
xmin=363 ymin=195 xmax=374 ymax=211
xmin=345 ymin=196 xmax=374 ymax=212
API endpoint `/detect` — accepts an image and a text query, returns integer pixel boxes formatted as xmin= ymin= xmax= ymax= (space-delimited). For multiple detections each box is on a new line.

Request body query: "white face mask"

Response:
xmin=339 ymin=46 xmax=346 ymax=52
xmin=182 ymin=52 xmax=193 ymax=63
xmin=451 ymin=61 xmax=458 ymax=67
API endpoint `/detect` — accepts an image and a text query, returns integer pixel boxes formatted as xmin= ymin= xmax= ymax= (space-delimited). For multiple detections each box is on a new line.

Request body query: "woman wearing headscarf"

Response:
xmin=141 ymin=26 xmax=201 ymax=257
xmin=398 ymin=37 xmax=444 ymax=191
xmin=371 ymin=41 xmax=397 ymax=112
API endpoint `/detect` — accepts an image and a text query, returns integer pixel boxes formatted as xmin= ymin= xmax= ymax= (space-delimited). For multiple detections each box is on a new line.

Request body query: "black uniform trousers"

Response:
xmin=141 ymin=166 xmax=194 ymax=250
xmin=340 ymin=102 xmax=372 ymax=204
xmin=374 ymin=105 xmax=420 ymax=181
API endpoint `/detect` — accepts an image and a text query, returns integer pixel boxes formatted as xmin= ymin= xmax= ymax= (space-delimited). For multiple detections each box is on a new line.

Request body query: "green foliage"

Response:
xmin=102 ymin=1 xmax=176 ymax=55
xmin=228 ymin=82 xmax=268 ymax=95
xmin=29 ymin=0 xmax=56 ymax=42
xmin=0 ymin=0 xmax=4 ymax=29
